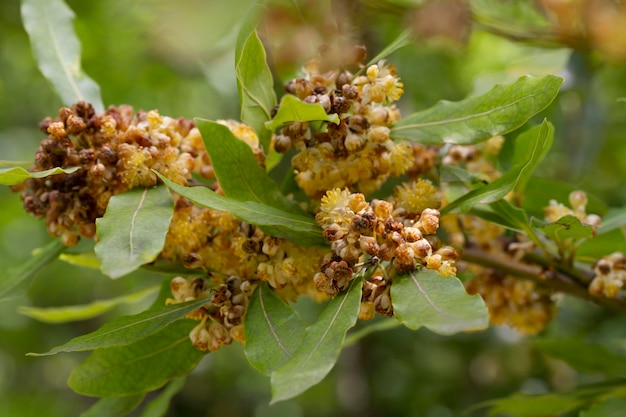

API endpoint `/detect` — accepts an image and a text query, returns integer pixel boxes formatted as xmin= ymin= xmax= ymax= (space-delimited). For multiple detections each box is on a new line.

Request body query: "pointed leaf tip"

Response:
xmin=21 ymin=0 xmax=104 ymax=112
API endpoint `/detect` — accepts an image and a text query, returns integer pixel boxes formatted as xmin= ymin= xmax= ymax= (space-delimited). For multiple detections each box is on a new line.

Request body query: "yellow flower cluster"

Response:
xmin=314 ymin=188 xmax=457 ymax=300
xmin=275 ymin=48 xmax=415 ymax=197
xmin=465 ymin=273 xmax=554 ymax=335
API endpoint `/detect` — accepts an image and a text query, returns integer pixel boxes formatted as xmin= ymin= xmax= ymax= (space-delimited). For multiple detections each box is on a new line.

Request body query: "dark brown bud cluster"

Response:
xmin=314 ymin=189 xmax=456 ymax=298
xmin=11 ymin=101 xmax=209 ymax=246
xmin=169 ymin=275 xmax=252 ymax=352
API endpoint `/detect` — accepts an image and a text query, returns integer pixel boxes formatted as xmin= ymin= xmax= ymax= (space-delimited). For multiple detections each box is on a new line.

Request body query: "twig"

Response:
xmin=461 ymin=246 xmax=626 ymax=312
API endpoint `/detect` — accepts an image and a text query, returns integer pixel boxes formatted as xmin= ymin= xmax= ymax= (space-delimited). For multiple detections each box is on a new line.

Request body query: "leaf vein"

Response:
xmin=128 ymin=188 xmax=148 ymax=262
xmin=42 ymin=3 xmax=83 ymax=102
xmin=296 ymin=279 xmax=355 ymax=372
xmin=410 ymin=272 xmax=444 ymax=314
xmin=393 ymin=91 xmax=543 ymax=131
xmin=51 ymin=298 xmax=208 ymax=350
xmin=259 ymin=285 xmax=291 ymax=356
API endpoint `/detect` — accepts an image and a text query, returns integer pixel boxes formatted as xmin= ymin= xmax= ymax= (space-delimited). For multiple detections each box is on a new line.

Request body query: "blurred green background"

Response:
xmin=2 ymin=0 xmax=626 ymax=416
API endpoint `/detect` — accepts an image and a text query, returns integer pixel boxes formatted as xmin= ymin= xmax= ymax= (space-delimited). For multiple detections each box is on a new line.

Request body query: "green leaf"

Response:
xmin=580 ymin=398 xmax=626 ymax=417
xmin=156 ymin=173 xmax=325 ymax=247
xmin=59 ymin=251 xmax=200 ymax=276
xmin=79 ymin=394 xmax=144 ymax=417
xmin=0 ymin=166 xmax=80 ymax=186
xmin=244 ymin=283 xmax=307 ymax=375
xmin=440 ymin=164 xmax=488 ymax=184
xmin=391 ymin=75 xmax=562 ymax=145
xmin=391 ymin=269 xmax=488 ymax=335
xmin=68 ymin=319 xmax=205 ymax=397
xmin=30 ymin=296 xmax=209 ymax=355
xmin=484 ymin=393 xmax=585 ymax=417
xmin=478 ymin=200 xmax=551 ymax=255
xmin=236 ymin=24 xmax=276 ymax=150
xmin=195 ymin=119 xmax=300 ymax=214
xmin=139 ymin=377 xmax=186 ymax=417
xmin=441 ymin=120 xmax=553 ymax=214
xmin=21 ymin=0 xmax=104 ymax=112
xmin=534 ymin=338 xmax=626 ymax=375
xmin=58 ymin=252 xmax=100 ymax=269
xmin=19 ymin=285 xmax=159 ymax=324
xmin=95 ymin=186 xmax=174 ymax=279
xmin=598 ymin=207 xmax=626 ymax=235
xmin=578 ymin=229 xmax=626 ymax=260
xmin=511 ymin=124 xmax=553 ymax=197
xmin=0 ymin=160 xmax=31 ymax=167
xmin=468 ymin=202 xmax=527 ymax=233
xmin=535 ymin=215 xmax=594 ymax=242
xmin=364 ymin=29 xmax=412 ymax=67
xmin=265 ymin=95 xmax=340 ymax=131
xmin=0 ymin=239 xmax=65 ymax=301
xmin=270 ymin=278 xmax=362 ymax=403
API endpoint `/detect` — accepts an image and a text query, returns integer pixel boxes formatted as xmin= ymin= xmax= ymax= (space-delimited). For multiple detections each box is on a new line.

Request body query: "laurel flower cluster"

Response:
xmin=11 ymin=102 xmax=209 ymax=246
xmin=465 ymin=273 xmax=555 ymax=335
xmin=314 ymin=188 xmax=457 ymax=297
xmin=274 ymin=47 xmax=415 ymax=197
xmin=545 ymin=190 xmax=601 ymax=234
xmin=589 ymin=252 xmax=626 ymax=298
xmin=168 ymin=276 xmax=252 ymax=352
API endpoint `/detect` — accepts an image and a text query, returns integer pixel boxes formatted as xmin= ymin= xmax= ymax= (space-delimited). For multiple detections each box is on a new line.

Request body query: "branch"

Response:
xmin=461 ymin=246 xmax=626 ymax=312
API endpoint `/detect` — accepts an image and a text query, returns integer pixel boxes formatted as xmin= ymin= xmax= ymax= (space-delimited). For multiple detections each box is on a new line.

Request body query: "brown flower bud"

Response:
xmin=401 ymin=226 xmax=422 ymax=242
xmin=274 ymin=134 xmax=292 ymax=153
xmin=359 ymin=235 xmax=379 ymax=256
xmin=336 ymin=70 xmax=353 ymax=88
xmin=378 ymin=242 xmax=396 ymax=261
xmin=374 ymin=293 xmax=393 ymax=317
xmin=314 ymin=271 xmax=338 ymax=296
xmin=66 ymin=115 xmax=86 ymax=134
xmin=394 ymin=243 xmax=416 ymax=273
xmin=190 ymin=320 xmax=210 ymax=351
xmin=351 ymin=211 xmax=377 ymax=234
xmin=418 ymin=208 xmax=440 ymax=235
xmin=182 ymin=252 xmax=203 ymax=269
xmin=211 ymin=284 xmax=232 ymax=306
xmin=409 ymin=238 xmax=432 ymax=258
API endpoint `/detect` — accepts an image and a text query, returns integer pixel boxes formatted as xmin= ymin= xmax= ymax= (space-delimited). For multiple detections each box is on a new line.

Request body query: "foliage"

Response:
xmin=3 ymin=1 xmax=626 ymax=416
